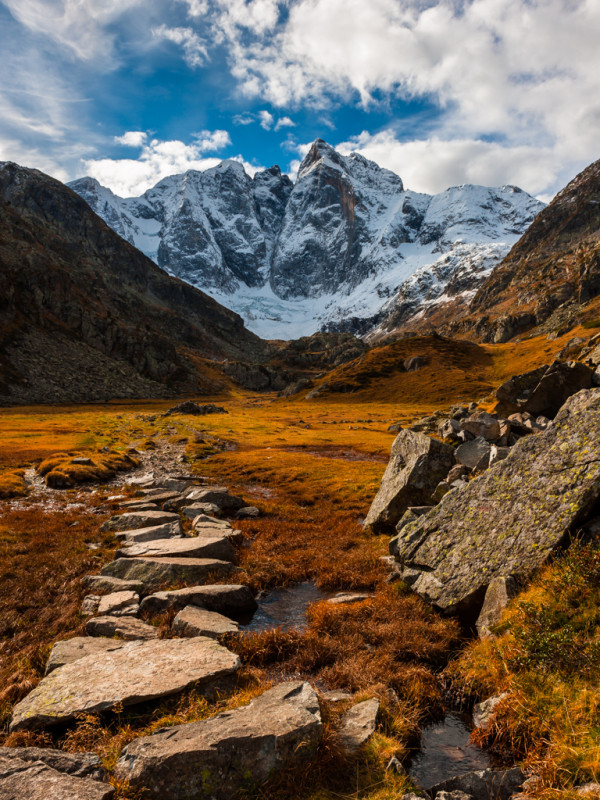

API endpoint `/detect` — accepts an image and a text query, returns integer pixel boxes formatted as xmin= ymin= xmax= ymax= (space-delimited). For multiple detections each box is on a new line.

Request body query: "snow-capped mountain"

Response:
xmin=69 ymin=139 xmax=544 ymax=339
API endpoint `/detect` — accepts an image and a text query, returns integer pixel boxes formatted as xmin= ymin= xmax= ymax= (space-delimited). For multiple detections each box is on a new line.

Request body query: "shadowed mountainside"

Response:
xmin=0 ymin=162 xmax=270 ymax=404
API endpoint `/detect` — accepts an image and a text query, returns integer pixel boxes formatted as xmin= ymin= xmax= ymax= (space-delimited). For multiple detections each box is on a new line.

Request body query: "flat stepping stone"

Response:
xmin=172 ymin=606 xmax=240 ymax=638
xmin=0 ymin=747 xmax=105 ymax=780
xmin=116 ymin=536 xmax=235 ymax=563
xmin=45 ymin=637 xmax=128 ymax=674
xmin=193 ymin=523 xmax=244 ymax=546
xmin=192 ymin=514 xmax=232 ymax=528
xmin=101 ymin=557 xmax=234 ymax=590
xmin=101 ymin=510 xmax=180 ymax=533
xmin=10 ymin=638 xmax=240 ymax=732
xmin=117 ymin=502 xmax=159 ymax=512
xmin=82 ymin=575 xmax=144 ymax=594
xmin=140 ymin=584 xmax=257 ymax=617
xmin=138 ymin=490 xmax=180 ymax=502
xmin=0 ymin=755 xmax=114 ymax=800
xmin=339 ymin=698 xmax=379 ymax=753
xmin=114 ymin=682 xmax=322 ymax=800
xmin=114 ymin=521 xmax=183 ymax=543
xmin=327 ymin=592 xmax=373 ymax=605
xmin=85 ymin=616 xmax=159 ymax=640
xmin=187 ymin=489 xmax=245 ymax=512
xmin=97 ymin=590 xmax=139 ymax=617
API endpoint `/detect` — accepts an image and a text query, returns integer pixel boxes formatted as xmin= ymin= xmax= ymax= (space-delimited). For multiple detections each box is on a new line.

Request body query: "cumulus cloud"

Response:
xmin=153 ymin=24 xmax=208 ymax=68
xmin=179 ymin=0 xmax=209 ymax=17
xmin=274 ymin=116 xmax=295 ymax=131
xmin=259 ymin=110 xmax=274 ymax=130
xmin=212 ymin=0 xmax=600 ymax=197
xmin=115 ymin=131 xmax=148 ymax=147
xmin=81 ymin=130 xmax=251 ymax=196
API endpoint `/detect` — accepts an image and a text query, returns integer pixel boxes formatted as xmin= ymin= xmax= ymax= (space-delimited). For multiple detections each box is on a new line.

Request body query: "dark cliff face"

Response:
xmin=0 ymin=162 xmax=270 ymax=404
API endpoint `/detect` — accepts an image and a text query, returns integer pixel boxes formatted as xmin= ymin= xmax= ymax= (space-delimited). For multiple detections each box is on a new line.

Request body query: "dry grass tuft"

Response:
xmin=38 ymin=450 xmax=139 ymax=488
xmin=0 ymin=468 xmax=27 ymax=499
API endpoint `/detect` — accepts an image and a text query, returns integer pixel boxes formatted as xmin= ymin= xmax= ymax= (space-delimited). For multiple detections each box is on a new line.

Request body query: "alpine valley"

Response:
xmin=70 ymin=139 xmax=544 ymax=340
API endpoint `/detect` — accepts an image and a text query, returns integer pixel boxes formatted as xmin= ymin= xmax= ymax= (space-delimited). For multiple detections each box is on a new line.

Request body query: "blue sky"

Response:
xmin=1 ymin=0 xmax=599 ymax=200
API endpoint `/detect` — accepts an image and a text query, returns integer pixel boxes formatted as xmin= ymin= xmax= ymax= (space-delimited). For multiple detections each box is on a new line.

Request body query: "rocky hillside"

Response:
xmin=70 ymin=140 xmax=543 ymax=340
xmin=0 ymin=162 xmax=270 ymax=404
xmin=376 ymin=158 xmax=600 ymax=343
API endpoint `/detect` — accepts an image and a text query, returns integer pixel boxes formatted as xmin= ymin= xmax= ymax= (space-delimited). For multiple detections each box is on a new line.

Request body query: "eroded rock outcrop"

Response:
xmin=390 ymin=389 xmax=600 ymax=616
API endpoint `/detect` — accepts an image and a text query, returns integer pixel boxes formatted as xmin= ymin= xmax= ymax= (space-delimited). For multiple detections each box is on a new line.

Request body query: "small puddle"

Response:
xmin=408 ymin=713 xmax=491 ymax=791
xmin=243 ymin=581 xmax=330 ymax=632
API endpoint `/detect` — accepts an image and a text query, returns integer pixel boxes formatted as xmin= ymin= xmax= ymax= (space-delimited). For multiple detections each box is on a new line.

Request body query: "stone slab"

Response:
xmin=100 ymin=557 xmax=234 ymax=590
xmin=101 ymin=511 xmax=180 ymax=533
xmin=82 ymin=576 xmax=144 ymax=594
xmin=140 ymin=584 xmax=257 ymax=617
xmin=114 ymin=682 xmax=322 ymax=800
xmin=172 ymin=606 xmax=240 ymax=638
xmin=45 ymin=637 xmax=128 ymax=674
xmin=114 ymin=521 xmax=183 ymax=544
xmin=0 ymin=748 xmax=105 ymax=780
xmin=339 ymin=698 xmax=379 ymax=753
xmin=85 ymin=616 xmax=159 ymax=640
xmin=116 ymin=536 xmax=235 ymax=563
xmin=97 ymin=591 xmax=139 ymax=617
xmin=10 ymin=638 xmax=241 ymax=732
xmin=0 ymin=755 xmax=114 ymax=800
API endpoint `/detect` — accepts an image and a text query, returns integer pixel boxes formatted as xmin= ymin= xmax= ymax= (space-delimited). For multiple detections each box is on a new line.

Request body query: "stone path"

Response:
xmin=3 ymin=469 xmax=382 ymax=797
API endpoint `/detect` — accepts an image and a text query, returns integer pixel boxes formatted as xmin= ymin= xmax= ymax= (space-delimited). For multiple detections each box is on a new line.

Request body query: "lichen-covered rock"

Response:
xmin=364 ymin=430 xmax=454 ymax=534
xmin=455 ymin=437 xmax=491 ymax=470
xmin=10 ymin=638 xmax=240 ymax=731
xmin=114 ymin=682 xmax=322 ymax=800
xmin=472 ymin=693 xmax=509 ymax=729
xmin=390 ymin=389 xmax=600 ymax=615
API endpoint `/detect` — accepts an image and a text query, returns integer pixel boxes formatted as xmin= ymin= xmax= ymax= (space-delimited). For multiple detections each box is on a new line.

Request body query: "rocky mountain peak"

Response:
xmin=69 ymin=141 xmax=544 ymax=340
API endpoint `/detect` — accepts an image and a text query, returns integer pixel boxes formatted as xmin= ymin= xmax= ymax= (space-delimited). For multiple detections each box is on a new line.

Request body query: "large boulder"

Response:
xmin=10 ymin=638 xmax=240 ymax=732
xmin=114 ymin=682 xmax=323 ymax=800
xmin=364 ymin=430 xmax=454 ymax=534
xmin=390 ymin=389 xmax=600 ymax=616
xmin=496 ymin=361 xmax=593 ymax=418
xmin=0 ymin=755 xmax=114 ymax=800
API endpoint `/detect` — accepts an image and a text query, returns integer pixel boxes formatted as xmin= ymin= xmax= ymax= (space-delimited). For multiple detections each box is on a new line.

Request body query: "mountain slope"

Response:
xmin=0 ymin=162 xmax=269 ymax=404
xmin=70 ymin=140 xmax=544 ymax=340
xmin=374 ymin=158 xmax=600 ymax=343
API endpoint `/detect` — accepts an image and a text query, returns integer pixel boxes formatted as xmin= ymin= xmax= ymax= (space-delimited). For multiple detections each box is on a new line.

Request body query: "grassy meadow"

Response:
xmin=0 ymin=327 xmax=598 ymax=798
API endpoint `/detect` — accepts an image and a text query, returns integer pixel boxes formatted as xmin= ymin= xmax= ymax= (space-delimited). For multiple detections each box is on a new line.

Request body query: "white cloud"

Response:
xmin=115 ymin=131 xmax=148 ymax=147
xmin=153 ymin=25 xmax=208 ymax=68
xmin=81 ymin=131 xmax=252 ymax=196
xmin=215 ymin=0 xmax=600 ymax=197
xmin=2 ymin=0 xmax=144 ymax=62
xmin=259 ymin=110 xmax=274 ymax=130
xmin=335 ymin=130 xmax=560 ymax=196
xmin=275 ymin=116 xmax=295 ymax=131
xmin=179 ymin=0 xmax=209 ymax=17
xmin=213 ymin=0 xmax=280 ymax=36
xmin=233 ymin=113 xmax=255 ymax=125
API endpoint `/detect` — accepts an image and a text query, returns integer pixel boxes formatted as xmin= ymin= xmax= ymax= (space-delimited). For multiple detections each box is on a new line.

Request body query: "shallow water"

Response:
xmin=408 ymin=713 xmax=491 ymax=790
xmin=243 ymin=581 xmax=330 ymax=632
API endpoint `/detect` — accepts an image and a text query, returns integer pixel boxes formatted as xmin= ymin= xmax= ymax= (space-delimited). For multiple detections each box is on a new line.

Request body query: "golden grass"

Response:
xmin=448 ymin=541 xmax=600 ymax=797
xmin=0 ymin=468 xmax=27 ymax=499
xmin=37 ymin=450 xmax=139 ymax=488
